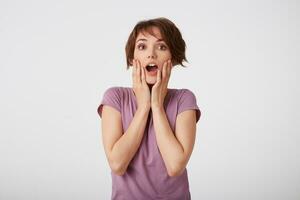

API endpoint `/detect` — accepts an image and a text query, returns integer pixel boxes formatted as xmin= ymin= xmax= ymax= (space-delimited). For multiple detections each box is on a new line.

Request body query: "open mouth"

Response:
xmin=146 ymin=64 xmax=158 ymax=72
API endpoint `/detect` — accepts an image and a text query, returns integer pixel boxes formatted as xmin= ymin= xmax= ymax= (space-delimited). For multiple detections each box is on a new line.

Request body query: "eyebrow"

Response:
xmin=136 ymin=38 xmax=164 ymax=43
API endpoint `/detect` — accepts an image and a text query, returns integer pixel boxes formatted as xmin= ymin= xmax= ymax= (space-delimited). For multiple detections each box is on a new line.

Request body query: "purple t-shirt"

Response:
xmin=97 ymin=86 xmax=201 ymax=200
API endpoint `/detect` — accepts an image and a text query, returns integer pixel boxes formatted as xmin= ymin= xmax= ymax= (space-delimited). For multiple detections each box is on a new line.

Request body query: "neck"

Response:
xmin=147 ymin=83 xmax=154 ymax=93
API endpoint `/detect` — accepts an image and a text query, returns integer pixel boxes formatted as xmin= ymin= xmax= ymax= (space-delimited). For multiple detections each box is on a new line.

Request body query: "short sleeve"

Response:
xmin=177 ymin=89 xmax=201 ymax=123
xmin=97 ymin=87 xmax=122 ymax=118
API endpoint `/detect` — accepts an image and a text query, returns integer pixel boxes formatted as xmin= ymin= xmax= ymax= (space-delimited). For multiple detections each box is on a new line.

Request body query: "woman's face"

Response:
xmin=133 ymin=26 xmax=172 ymax=85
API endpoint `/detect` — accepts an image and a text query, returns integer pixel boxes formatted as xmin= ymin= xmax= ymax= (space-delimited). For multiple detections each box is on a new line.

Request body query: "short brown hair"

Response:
xmin=125 ymin=17 xmax=188 ymax=69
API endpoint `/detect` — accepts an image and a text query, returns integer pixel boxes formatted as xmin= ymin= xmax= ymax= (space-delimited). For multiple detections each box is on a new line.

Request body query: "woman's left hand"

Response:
xmin=151 ymin=59 xmax=172 ymax=110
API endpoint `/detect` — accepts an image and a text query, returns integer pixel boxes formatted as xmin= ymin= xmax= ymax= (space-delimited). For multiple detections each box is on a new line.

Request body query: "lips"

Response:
xmin=145 ymin=64 xmax=158 ymax=76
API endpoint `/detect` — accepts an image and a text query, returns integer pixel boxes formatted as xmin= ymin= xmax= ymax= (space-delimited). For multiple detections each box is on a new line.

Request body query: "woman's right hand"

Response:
xmin=132 ymin=59 xmax=151 ymax=111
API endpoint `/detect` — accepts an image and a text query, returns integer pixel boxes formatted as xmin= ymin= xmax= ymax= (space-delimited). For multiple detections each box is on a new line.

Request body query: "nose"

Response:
xmin=148 ymin=55 xmax=155 ymax=59
xmin=147 ymin=48 xmax=157 ymax=59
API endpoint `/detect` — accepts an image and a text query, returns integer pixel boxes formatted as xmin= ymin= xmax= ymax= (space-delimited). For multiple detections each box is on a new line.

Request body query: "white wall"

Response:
xmin=0 ymin=0 xmax=299 ymax=199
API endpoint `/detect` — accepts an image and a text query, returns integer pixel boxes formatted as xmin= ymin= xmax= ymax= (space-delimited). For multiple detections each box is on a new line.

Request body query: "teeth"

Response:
xmin=146 ymin=63 xmax=158 ymax=72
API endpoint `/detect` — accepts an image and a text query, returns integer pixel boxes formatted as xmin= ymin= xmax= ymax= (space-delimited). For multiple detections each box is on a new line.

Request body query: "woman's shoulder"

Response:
xmin=167 ymin=88 xmax=196 ymax=99
xmin=103 ymin=86 xmax=131 ymax=93
xmin=102 ymin=86 xmax=133 ymax=99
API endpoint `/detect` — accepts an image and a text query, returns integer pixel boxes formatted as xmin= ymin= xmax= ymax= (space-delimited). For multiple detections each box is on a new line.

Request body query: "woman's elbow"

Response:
xmin=167 ymin=165 xmax=185 ymax=177
xmin=109 ymin=161 xmax=127 ymax=176
xmin=112 ymin=169 xmax=126 ymax=176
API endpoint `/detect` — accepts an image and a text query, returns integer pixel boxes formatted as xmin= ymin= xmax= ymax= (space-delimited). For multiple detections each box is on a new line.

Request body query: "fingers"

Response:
xmin=132 ymin=59 xmax=139 ymax=86
xmin=141 ymin=63 xmax=147 ymax=85
xmin=132 ymin=59 xmax=136 ymax=84
xmin=162 ymin=60 xmax=168 ymax=80
xmin=166 ymin=60 xmax=172 ymax=81
xmin=132 ymin=59 xmax=145 ymax=86
xmin=133 ymin=59 xmax=172 ymax=88
xmin=137 ymin=60 xmax=141 ymax=84
xmin=161 ymin=59 xmax=172 ymax=84
xmin=138 ymin=59 xmax=146 ymax=85
xmin=156 ymin=65 xmax=161 ymax=85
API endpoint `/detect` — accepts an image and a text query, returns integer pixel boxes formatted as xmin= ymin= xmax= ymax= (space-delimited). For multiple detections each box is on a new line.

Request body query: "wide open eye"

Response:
xmin=137 ymin=44 xmax=146 ymax=50
xmin=158 ymin=44 xmax=167 ymax=50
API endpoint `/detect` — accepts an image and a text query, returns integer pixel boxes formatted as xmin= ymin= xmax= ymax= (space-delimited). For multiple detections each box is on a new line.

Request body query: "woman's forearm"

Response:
xmin=110 ymin=107 xmax=150 ymax=175
xmin=152 ymin=107 xmax=185 ymax=176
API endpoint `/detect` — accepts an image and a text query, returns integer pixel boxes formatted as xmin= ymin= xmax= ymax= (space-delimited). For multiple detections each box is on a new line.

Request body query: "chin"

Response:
xmin=146 ymin=77 xmax=157 ymax=85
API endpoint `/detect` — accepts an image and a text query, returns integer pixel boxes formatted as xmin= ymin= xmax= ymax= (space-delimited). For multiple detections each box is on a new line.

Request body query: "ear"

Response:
xmin=129 ymin=58 xmax=134 ymax=66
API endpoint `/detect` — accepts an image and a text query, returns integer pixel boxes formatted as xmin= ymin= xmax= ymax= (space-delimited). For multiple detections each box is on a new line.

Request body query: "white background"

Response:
xmin=0 ymin=0 xmax=299 ymax=199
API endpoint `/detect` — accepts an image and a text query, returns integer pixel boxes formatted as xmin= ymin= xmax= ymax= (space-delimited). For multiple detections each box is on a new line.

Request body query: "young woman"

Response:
xmin=97 ymin=17 xmax=201 ymax=200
